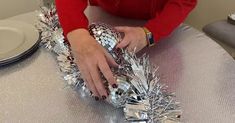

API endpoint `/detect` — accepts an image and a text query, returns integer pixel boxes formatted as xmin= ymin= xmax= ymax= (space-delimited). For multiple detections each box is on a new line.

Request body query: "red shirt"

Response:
xmin=55 ymin=0 xmax=197 ymax=42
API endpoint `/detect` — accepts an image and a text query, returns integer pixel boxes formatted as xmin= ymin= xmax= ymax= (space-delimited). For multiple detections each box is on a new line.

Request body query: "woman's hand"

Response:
xmin=67 ymin=29 xmax=118 ymax=100
xmin=115 ymin=26 xmax=148 ymax=53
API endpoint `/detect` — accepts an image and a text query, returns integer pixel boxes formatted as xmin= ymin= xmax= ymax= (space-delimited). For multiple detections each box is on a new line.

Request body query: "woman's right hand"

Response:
xmin=67 ymin=29 xmax=118 ymax=100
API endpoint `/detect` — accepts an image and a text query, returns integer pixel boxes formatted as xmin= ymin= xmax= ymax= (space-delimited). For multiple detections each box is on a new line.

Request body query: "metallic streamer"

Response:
xmin=36 ymin=5 xmax=182 ymax=123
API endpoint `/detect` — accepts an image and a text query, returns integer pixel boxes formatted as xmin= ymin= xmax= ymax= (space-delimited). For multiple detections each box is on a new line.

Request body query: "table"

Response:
xmin=203 ymin=20 xmax=235 ymax=58
xmin=1 ymin=7 xmax=235 ymax=123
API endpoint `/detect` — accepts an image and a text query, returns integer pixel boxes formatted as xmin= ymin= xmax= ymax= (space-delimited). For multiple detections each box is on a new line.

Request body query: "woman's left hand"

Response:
xmin=115 ymin=26 xmax=148 ymax=53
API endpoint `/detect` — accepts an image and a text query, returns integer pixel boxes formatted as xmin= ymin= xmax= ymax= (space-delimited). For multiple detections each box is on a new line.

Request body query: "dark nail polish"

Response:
xmin=90 ymin=91 xmax=93 ymax=95
xmin=102 ymin=96 xmax=106 ymax=100
xmin=176 ymin=115 xmax=181 ymax=118
xmin=116 ymin=48 xmax=121 ymax=51
xmin=67 ymin=56 xmax=71 ymax=60
xmin=95 ymin=96 xmax=99 ymax=101
xmin=112 ymin=84 xmax=118 ymax=88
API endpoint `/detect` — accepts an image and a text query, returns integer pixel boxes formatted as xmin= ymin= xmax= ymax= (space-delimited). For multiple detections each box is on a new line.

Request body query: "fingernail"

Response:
xmin=112 ymin=84 xmax=118 ymax=88
xmin=102 ymin=96 xmax=106 ymax=100
xmin=95 ymin=96 xmax=99 ymax=101
xmin=90 ymin=91 xmax=93 ymax=95
xmin=117 ymin=47 xmax=121 ymax=50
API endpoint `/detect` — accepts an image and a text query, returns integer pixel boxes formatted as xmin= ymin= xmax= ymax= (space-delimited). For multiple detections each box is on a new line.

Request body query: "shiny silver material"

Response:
xmin=89 ymin=23 xmax=121 ymax=52
xmin=2 ymin=6 xmax=235 ymax=123
xmin=107 ymin=76 xmax=131 ymax=107
xmin=121 ymin=52 xmax=181 ymax=123
xmin=88 ymin=22 xmax=122 ymax=61
xmin=124 ymin=99 xmax=151 ymax=122
xmin=36 ymin=5 xmax=181 ymax=123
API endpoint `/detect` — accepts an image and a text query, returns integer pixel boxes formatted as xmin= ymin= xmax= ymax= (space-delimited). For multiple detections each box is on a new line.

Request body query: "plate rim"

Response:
xmin=0 ymin=20 xmax=40 ymax=65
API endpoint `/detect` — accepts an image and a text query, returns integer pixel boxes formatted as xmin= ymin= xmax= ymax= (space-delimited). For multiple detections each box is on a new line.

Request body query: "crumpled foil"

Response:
xmin=36 ymin=5 xmax=182 ymax=123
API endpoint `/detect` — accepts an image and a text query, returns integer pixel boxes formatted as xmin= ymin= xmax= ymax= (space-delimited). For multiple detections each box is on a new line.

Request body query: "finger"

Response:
xmin=98 ymin=56 xmax=117 ymax=87
xmin=77 ymin=62 xmax=99 ymax=97
xmin=103 ymin=49 xmax=118 ymax=67
xmin=114 ymin=26 xmax=128 ymax=32
xmin=88 ymin=63 xmax=108 ymax=99
xmin=115 ymin=27 xmax=131 ymax=48
xmin=116 ymin=35 xmax=131 ymax=48
xmin=127 ymin=46 xmax=136 ymax=53
xmin=82 ymin=72 xmax=99 ymax=97
xmin=127 ymin=41 xmax=137 ymax=53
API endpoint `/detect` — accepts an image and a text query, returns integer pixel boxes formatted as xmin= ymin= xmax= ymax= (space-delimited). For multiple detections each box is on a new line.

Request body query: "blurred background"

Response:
xmin=185 ymin=0 xmax=235 ymax=30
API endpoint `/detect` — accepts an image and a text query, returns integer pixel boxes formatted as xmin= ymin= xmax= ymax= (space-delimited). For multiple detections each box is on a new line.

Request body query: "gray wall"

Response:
xmin=0 ymin=0 xmax=41 ymax=19
xmin=185 ymin=0 xmax=235 ymax=30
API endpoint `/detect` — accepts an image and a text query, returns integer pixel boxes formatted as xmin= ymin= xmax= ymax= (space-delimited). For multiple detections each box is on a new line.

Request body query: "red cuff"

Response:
xmin=55 ymin=0 xmax=89 ymax=37
xmin=61 ymin=17 xmax=89 ymax=37
xmin=144 ymin=0 xmax=197 ymax=43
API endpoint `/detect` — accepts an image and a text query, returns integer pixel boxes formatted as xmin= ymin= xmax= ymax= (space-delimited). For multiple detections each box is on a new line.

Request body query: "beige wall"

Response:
xmin=0 ymin=0 xmax=41 ymax=19
xmin=185 ymin=0 xmax=235 ymax=30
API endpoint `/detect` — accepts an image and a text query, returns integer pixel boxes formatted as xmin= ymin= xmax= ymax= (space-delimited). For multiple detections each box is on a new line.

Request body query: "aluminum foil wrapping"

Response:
xmin=36 ymin=5 xmax=182 ymax=123
xmin=89 ymin=23 xmax=121 ymax=51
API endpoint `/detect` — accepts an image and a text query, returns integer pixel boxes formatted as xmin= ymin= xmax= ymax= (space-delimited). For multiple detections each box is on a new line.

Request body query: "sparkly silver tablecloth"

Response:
xmin=1 ymin=7 xmax=235 ymax=123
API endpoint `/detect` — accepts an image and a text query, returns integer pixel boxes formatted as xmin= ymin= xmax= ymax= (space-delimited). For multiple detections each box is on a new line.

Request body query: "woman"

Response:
xmin=55 ymin=0 xmax=197 ymax=100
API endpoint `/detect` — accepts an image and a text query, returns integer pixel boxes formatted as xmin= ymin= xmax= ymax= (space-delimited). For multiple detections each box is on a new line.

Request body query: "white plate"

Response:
xmin=0 ymin=20 xmax=39 ymax=65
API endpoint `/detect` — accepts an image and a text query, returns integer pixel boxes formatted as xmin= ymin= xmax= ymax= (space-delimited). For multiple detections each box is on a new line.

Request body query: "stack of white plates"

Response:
xmin=0 ymin=20 xmax=40 ymax=66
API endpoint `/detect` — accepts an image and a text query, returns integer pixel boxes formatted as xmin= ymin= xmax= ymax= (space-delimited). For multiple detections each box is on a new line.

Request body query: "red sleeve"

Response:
xmin=55 ymin=0 xmax=89 ymax=37
xmin=145 ymin=0 xmax=197 ymax=42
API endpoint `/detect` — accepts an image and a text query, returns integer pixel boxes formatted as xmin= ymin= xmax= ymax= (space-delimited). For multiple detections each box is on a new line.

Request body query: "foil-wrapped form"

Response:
xmin=89 ymin=23 xmax=121 ymax=51
xmin=107 ymin=76 xmax=131 ymax=107
xmin=37 ymin=5 xmax=182 ymax=123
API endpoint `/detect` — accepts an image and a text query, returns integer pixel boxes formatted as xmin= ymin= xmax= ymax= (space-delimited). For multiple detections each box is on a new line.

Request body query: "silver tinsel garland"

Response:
xmin=36 ymin=5 xmax=182 ymax=123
